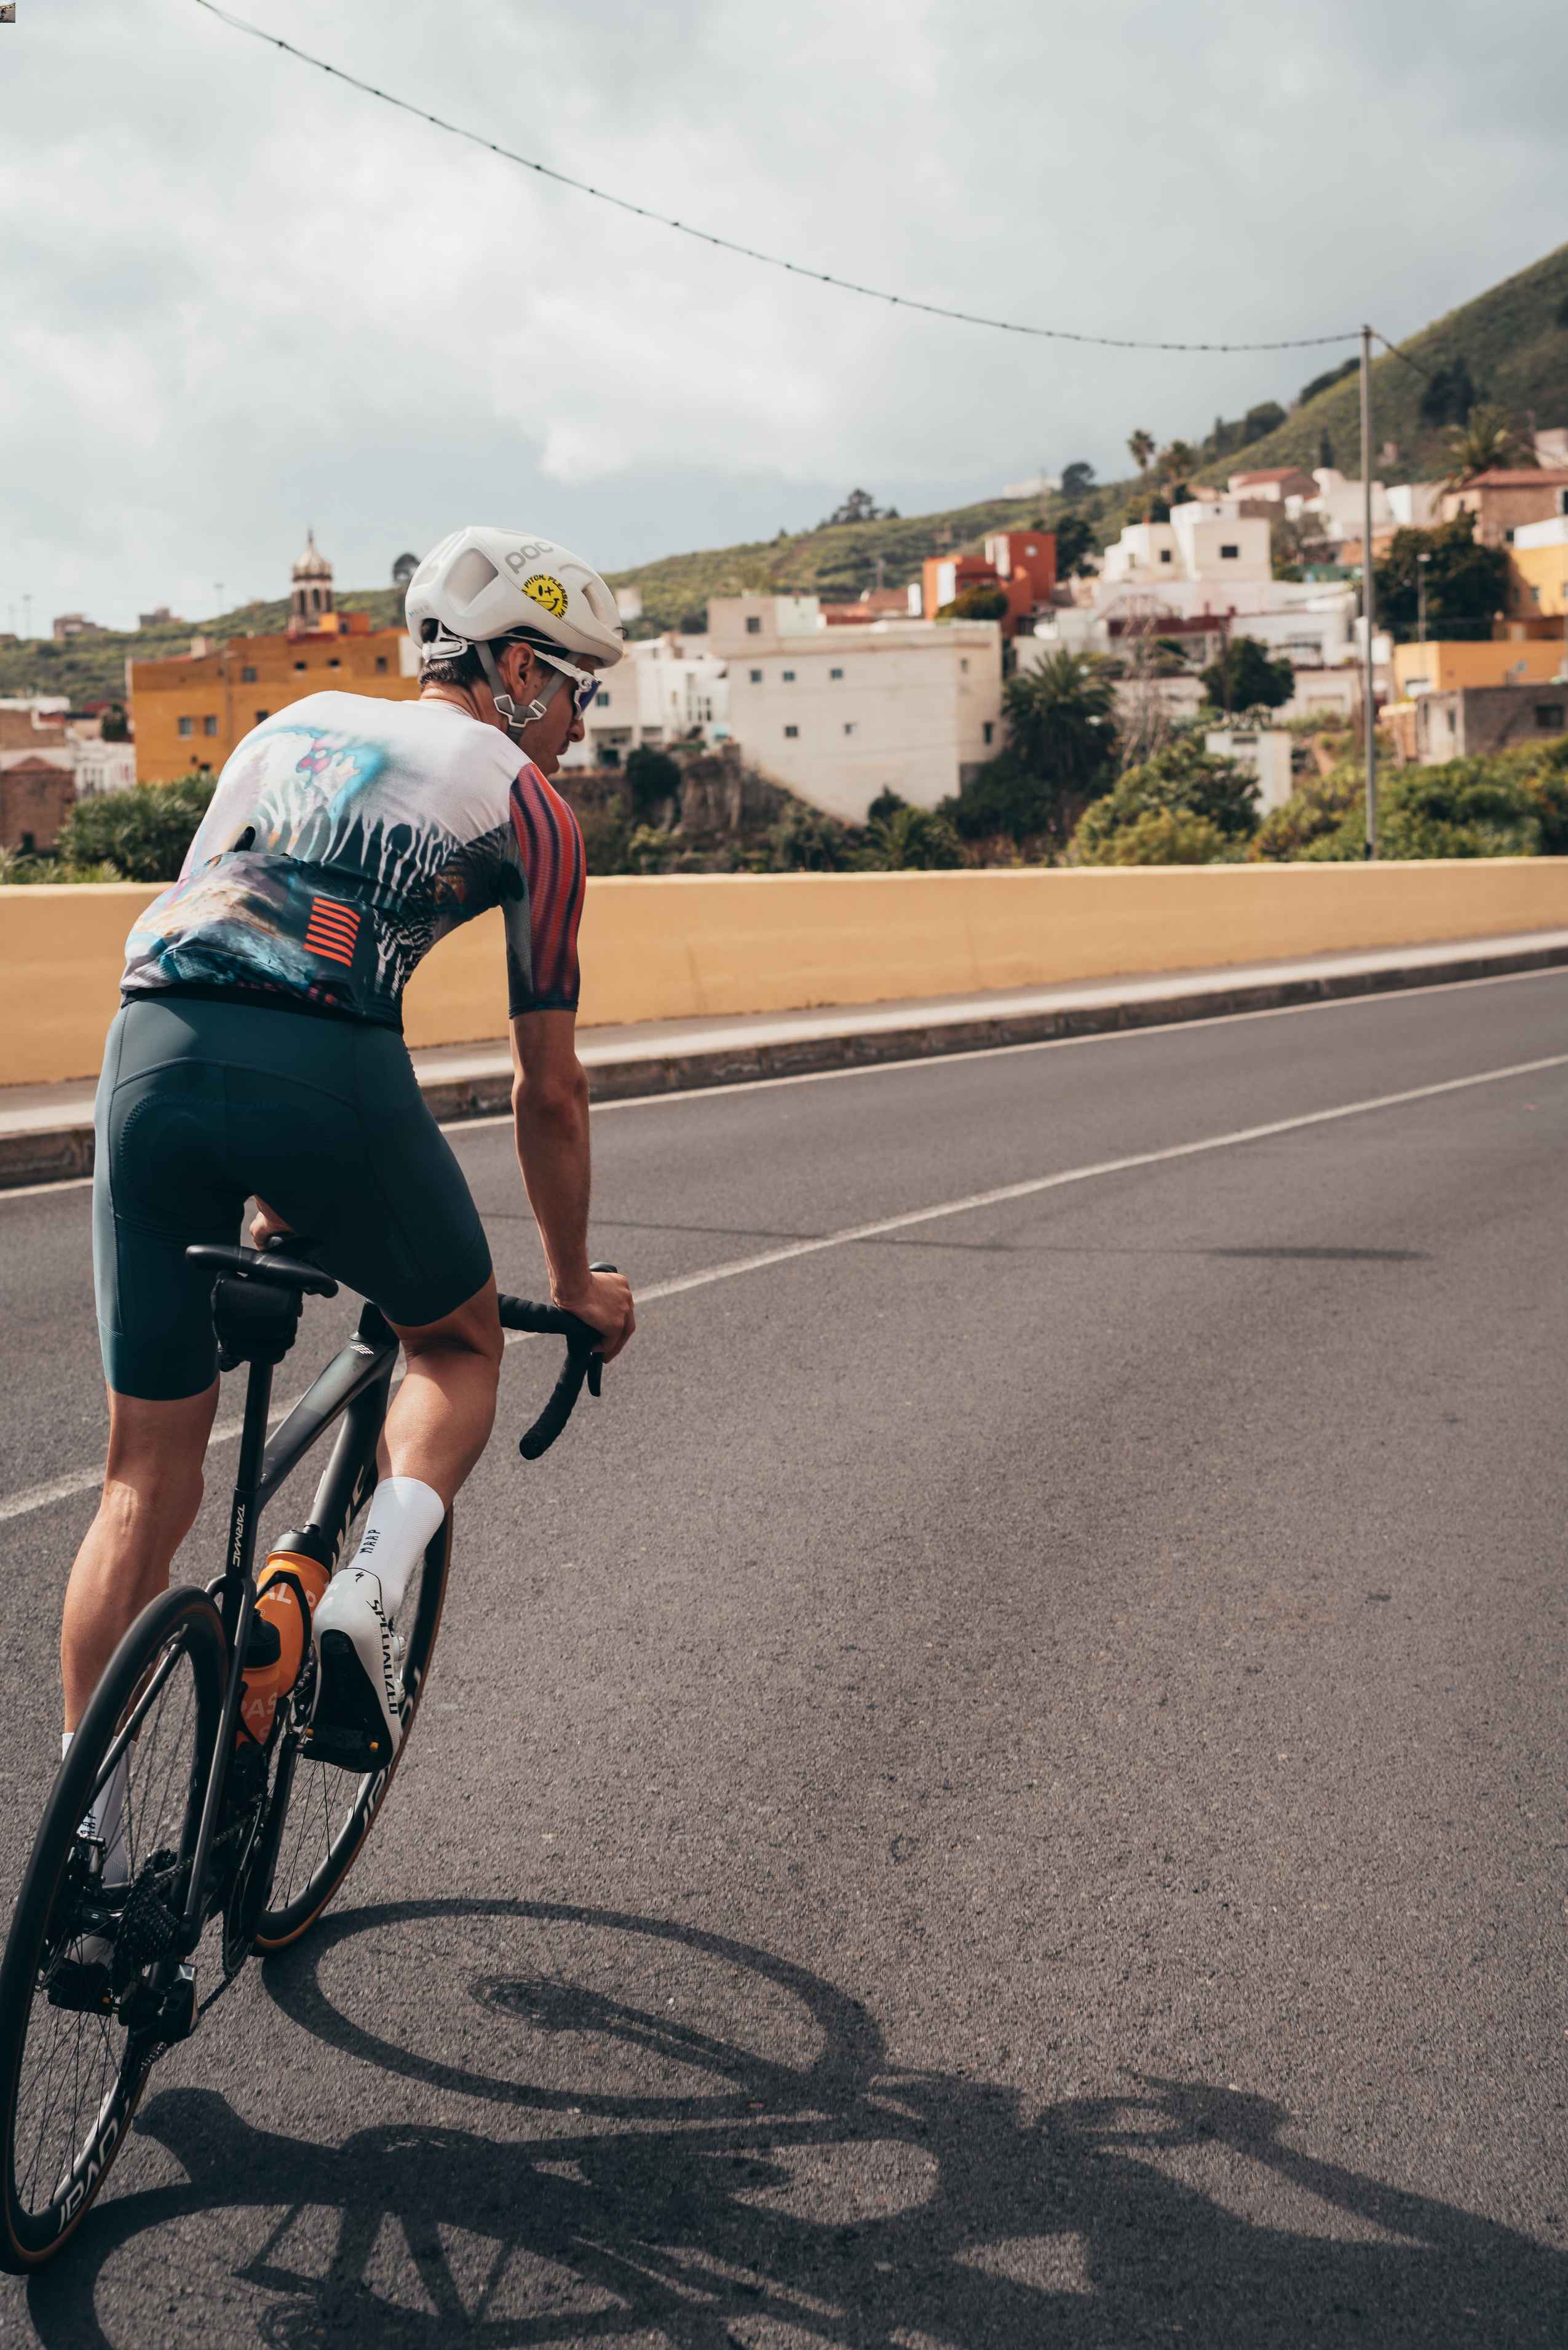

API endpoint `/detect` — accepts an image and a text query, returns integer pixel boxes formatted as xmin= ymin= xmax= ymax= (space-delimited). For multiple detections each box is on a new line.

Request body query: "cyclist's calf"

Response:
xmin=384 ymin=1276 xmax=504 ymax=1506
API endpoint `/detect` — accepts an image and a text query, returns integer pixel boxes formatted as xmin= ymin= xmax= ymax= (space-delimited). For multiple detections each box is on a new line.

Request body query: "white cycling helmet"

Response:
xmin=405 ymin=524 xmax=625 ymax=730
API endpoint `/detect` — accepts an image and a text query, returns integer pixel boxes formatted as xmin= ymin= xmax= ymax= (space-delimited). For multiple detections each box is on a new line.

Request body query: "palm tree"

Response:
xmin=1442 ymin=405 xmax=1536 ymax=489
xmin=1127 ymin=429 xmax=1156 ymax=476
xmin=1158 ymin=440 xmax=1198 ymax=490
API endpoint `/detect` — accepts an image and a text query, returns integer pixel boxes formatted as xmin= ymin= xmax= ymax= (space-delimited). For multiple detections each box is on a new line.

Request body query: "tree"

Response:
xmin=1302 ymin=761 xmax=1542 ymax=861
xmin=941 ymin=585 xmax=1009 ymax=620
xmin=941 ymin=756 xmax=1055 ymax=849
xmin=1201 ymin=635 xmax=1294 ymax=715
xmin=1127 ymin=429 xmax=1156 ymax=475
xmin=57 ymin=772 xmax=216 ymax=880
xmin=1069 ymin=738 xmax=1259 ymax=863
xmin=1059 ymin=461 xmax=1096 ymax=502
xmin=996 ymin=652 xmax=1117 ymax=842
xmin=1443 ymin=403 xmax=1536 ymax=487
xmin=1298 ymin=357 xmax=1358 ymax=407
xmin=873 ymin=804 xmax=964 ymax=869
xmin=1251 ymin=763 xmax=1360 ymax=860
xmin=1238 ymin=400 xmax=1287 ymax=446
xmin=1051 ymin=512 xmax=1098 ymax=578
xmin=100 ymin=703 xmax=130 ymax=742
xmin=390 ymin=552 xmax=419 ymax=588
xmin=624 ymin=743 xmax=682 ymax=821
xmin=1074 ymin=806 xmax=1232 ymax=865
xmin=865 ymin=788 xmax=907 ymax=828
xmin=1373 ymin=512 xmax=1509 ymax=643
xmin=1317 ymin=427 xmax=1335 ymax=470
xmin=1270 ymin=511 xmax=1332 ymax=580
xmin=766 ymin=802 xmax=855 ymax=871
xmin=821 ymin=489 xmax=887 ymax=526
xmin=1419 ymin=355 xmax=1477 ymax=430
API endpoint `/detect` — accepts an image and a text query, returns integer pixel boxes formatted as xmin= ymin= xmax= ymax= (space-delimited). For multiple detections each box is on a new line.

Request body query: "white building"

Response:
xmin=558 ymin=630 xmax=728 ymax=770
xmin=1205 ymin=728 xmax=1294 ymax=813
xmin=1100 ymin=504 xmax=1273 ymax=593
xmin=1281 ymin=467 xmax=1441 ymax=542
xmin=708 ymin=595 xmax=1002 ymax=823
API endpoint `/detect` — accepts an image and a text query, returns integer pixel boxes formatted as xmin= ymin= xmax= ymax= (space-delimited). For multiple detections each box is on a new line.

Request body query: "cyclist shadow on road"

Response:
xmin=25 ymin=1896 xmax=1565 ymax=2348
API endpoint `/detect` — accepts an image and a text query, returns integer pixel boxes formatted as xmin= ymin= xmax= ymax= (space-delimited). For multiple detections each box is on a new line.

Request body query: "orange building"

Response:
xmin=130 ymin=534 xmax=418 ymax=781
xmin=921 ymin=530 xmax=1056 ymax=629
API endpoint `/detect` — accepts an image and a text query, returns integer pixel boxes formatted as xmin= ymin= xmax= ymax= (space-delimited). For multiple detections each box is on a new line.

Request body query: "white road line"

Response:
xmin=4 ymin=1046 xmax=1562 ymax=1529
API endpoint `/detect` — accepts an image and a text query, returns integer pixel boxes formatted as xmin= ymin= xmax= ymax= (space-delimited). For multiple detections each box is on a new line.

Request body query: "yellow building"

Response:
xmin=130 ymin=534 xmax=418 ymax=781
xmin=1508 ymin=522 xmax=1568 ymax=623
xmin=1391 ymin=637 xmax=1568 ymax=698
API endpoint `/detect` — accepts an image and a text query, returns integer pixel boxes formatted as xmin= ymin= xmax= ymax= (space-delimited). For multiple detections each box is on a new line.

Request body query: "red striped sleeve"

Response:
xmin=507 ymin=761 xmax=585 ymax=1010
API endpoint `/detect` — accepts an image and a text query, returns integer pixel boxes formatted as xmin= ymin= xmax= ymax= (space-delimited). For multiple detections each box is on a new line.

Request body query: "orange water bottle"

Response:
xmin=238 ymin=1529 xmax=333 ymax=1747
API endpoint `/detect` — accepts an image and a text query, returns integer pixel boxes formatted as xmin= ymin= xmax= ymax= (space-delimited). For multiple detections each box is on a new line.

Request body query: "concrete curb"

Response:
xmin=7 ymin=933 xmax=1564 ymax=1195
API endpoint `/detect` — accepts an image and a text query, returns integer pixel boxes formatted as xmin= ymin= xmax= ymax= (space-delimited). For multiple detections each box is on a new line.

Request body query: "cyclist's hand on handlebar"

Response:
xmin=552 ymin=1267 xmax=635 ymax=1362
xmin=248 ymin=1198 xmax=295 ymax=1251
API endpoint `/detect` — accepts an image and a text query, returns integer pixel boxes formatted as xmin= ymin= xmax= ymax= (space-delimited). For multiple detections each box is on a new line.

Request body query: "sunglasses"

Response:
xmin=528 ymin=644 xmax=601 ymax=714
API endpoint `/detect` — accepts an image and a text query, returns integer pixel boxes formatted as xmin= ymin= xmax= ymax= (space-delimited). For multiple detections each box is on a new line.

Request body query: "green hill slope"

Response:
xmin=1196 ymin=239 xmax=1568 ymax=486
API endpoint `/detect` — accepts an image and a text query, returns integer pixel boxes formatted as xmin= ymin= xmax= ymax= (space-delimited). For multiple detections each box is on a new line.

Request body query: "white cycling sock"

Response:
xmin=63 ymin=1731 xmax=130 ymax=1886
xmin=343 ymin=1476 xmax=445 ymax=1620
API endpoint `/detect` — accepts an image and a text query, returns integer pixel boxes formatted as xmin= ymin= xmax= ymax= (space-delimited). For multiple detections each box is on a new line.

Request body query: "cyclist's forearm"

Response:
xmin=512 ymin=1064 xmax=593 ymax=1300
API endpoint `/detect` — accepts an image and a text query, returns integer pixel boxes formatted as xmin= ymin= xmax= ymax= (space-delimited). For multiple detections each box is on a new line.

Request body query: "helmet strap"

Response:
xmin=475 ymin=641 xmax=564 ymax=738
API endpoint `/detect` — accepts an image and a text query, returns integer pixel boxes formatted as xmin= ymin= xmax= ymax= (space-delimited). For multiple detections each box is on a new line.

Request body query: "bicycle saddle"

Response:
xmin=184 ymin=1243 xmax=339 ymax=1299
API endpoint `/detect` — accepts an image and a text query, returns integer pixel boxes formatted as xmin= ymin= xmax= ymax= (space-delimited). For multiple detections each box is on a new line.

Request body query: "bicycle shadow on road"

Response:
xmin=25 ymin=1896 xmax=1566 ymax=2349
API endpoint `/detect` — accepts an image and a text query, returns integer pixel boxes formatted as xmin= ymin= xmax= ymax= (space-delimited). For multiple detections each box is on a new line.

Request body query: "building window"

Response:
xmin=745 ymin=616 xmax=761 ymax=635
xmin=830 ymin=667 xmax=844 ymax=680
xmin=1535 ymin=703 xmax=1565 ymax=730
xmin=983 ymin=721 xmax=995 ymax=745
xmin=293 ymin=660 xmax=306 ymax=672
xmin=177 ymin=716 xmax=193 ymax=737
xmin=1160 ymin=548 xmax=1173 ymax=564
xmin=240 ymin=665 xmax=257 ymax=682
xmin=19 ymin=831 xmax=34 ymax=853
xmin=1220 ymin=543 xmax=1239 ymax=559
xmin=783 ymin=724 xmax=799 ymax=738
xmin=1504 ymin=528 xmax=1516 ymax=545
xmin=842 ymin=722 xmax=856 ymax=736
xmin=782 ymin=669 xmax=796 ymax=682
xmin=375 ymin=655 xmax=389 ymax=672
xmin=596 ymin=690 xmax=610 ymax=709
xmin=202 ymin=714 xmax=218 ymax=735
xmin=328 ymin=657 xmax=341 ymax=668
xmin=256 ymin=710 xmax=270 ymax=722
xmin=748 ymin=668 xmax=762 ymax=682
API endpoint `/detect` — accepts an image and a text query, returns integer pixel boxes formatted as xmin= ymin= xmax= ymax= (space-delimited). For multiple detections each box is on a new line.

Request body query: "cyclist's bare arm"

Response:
xmin=510 ymin=1009 xmax=634 ymax=1360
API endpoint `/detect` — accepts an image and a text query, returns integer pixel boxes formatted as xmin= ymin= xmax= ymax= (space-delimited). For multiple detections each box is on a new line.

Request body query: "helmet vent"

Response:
xmin=448 ymin=548 xmax=501 ymax=603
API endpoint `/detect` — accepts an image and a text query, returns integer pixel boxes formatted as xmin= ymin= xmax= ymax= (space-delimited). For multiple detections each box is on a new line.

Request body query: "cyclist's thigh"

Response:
xmin=93 ymin=1002 xmax=246 ymax=1402
xmin=224 ymin=1012 xmax=493 ymax=1331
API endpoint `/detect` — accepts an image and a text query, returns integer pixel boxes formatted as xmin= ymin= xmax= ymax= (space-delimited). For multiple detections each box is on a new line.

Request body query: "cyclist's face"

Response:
xmin=500 ymin=646 xmax=600 ymax=775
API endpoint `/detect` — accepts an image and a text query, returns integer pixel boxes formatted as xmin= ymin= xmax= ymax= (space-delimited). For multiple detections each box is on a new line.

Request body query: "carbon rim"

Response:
xmin=0 ymin=1587 xmax=224 ymax=2269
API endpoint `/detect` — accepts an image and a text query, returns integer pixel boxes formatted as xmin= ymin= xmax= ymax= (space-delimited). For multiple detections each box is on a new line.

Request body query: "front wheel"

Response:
xmin=0 ymin=1584 xmax=226 ymax=2273
xmin=253 ymin=1513 xmax=451 ymax=1952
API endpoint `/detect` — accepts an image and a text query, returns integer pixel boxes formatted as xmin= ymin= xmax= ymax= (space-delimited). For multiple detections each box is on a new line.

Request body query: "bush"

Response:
xmin=939 ymin=585 xmax=1009 ymax=621
xmin=57 ymin=772 xmax=216 ymax=881
xmin=1069 ymin=738 xmax=1259 ymax=863
xmin=575 ymin=810 xmax=630 ymax=872
xmin=624 ymin=743 xmax=681 ymax=821
xmin=766 ymin=803 xmax=856 ymax=871
xmin=1074 ymin=807 xmax=1232 ymax=865
xmin=1201 ymin=635 xmax=1294 ymax=716
xmin=941 ymin=755 xmax=1058 ymax=850
xmin=872 ymin=805 xmax=964 ymax=869
xmin=1295 ymin=759 xmax=1542 ymax=861
xmin=1252 ymin=763 xmax=1360 ymax=860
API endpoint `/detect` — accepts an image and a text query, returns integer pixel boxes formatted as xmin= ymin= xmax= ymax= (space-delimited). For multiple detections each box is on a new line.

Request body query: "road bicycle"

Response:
xmin=0 ymin=1238 xmax=608 ymax=2272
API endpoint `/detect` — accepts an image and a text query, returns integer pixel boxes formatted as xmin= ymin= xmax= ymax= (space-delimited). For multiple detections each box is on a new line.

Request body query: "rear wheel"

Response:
xmin=0 ymin=1586 xmax=225 ymax=2273
xmin=253 ymin=1514 xmax=451 ymax=1951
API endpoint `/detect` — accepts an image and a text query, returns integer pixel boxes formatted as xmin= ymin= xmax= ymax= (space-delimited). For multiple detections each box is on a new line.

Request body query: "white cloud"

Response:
xmin=2 ymin=0 xmax=1567 ymax=628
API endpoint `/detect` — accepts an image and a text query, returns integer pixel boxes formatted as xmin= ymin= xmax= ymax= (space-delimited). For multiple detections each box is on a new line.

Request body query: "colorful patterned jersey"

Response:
xmin=122 ymin=693 xmax=586 ymax=1027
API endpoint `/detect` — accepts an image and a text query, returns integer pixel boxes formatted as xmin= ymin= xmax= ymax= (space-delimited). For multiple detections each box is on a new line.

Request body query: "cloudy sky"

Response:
xmin=5 ymin=0 xmax=1567 ymax=631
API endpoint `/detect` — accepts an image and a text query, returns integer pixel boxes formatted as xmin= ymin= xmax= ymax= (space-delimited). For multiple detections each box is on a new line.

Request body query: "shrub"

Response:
xmin=1252 ymin=763 xmax=1360 ymax=860
xmin=57 ymin=772 xmax=216 ymax=881
xmin=1069 ymin=738 xmax=1259 ymax=863
xmin=1074 ymin=807 xmax=1232 ymax=865
xmin=624 ymin=743 xmax=682 ymax=821
xmin=873 ymin=805 xmax=964 ymax=869
xmin=766 ymin=803 xmax=855 ymax=871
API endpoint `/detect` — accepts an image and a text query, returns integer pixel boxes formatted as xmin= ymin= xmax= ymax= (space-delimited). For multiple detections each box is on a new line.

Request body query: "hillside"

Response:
xmin=1193 ymin=238 xmax=1568 ymax=487
xmin=7 ymin=237 xmax=1567 ymax=711
xmin=604 ymin=491 xmax=1048 ymax=631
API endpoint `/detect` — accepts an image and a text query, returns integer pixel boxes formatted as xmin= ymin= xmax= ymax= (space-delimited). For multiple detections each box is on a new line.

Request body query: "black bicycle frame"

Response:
xmin=176 ymin=1301 xmax=399 ymax=1946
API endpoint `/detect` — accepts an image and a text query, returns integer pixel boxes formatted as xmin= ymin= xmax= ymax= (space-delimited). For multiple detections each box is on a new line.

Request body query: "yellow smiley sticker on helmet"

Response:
xmin=522 ymin=573 xmax=568 ymax=619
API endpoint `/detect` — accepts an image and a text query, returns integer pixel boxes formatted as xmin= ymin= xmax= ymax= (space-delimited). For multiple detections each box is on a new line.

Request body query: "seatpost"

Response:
xmin=221 ymin=1359 xmax=273 ymax=1640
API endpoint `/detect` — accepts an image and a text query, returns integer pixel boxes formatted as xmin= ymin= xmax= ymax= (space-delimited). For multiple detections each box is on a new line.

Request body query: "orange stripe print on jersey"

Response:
xmin=303 ymin=896 xmax=359 ymax=967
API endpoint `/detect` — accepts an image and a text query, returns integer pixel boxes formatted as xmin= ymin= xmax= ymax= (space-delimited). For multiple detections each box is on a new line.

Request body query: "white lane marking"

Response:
xmin=440 ymin=958 xmax=1568 ymax=1131
xmin=616 ymin=1048 xmax=1568 ymax=1303
xmin=4 ymin=1046 xmax=1563 ymax=1528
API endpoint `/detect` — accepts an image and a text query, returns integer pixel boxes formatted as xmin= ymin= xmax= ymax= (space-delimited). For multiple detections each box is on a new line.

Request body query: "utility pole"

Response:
xmin=1359 ymin=324 xmax=1377 ymax=857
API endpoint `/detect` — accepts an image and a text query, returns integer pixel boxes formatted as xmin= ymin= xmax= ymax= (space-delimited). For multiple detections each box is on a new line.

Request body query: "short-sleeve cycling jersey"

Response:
xmin=121 ymin=692 xmax=585 ymax=1028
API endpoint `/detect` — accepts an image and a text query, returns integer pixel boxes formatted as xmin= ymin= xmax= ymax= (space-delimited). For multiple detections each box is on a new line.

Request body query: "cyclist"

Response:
xmin=66 ymin=526 xmax=636 ymax=1826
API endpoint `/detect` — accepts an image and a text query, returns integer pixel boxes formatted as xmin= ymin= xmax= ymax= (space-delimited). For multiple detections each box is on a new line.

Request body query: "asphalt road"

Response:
xmin=2 ymin=969 xmax=1566 ymax=2348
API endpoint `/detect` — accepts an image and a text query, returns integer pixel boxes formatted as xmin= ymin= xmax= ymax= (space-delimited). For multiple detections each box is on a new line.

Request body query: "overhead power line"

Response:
xmin=192 ymin=0 xmax=1361 ymax=356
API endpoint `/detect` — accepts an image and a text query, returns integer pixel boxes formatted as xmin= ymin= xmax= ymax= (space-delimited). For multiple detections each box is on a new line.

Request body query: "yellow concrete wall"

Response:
xmin=1510 ymin=540 xmax=1568 ymax=622
xmin=9 ymin=862 xmax=1563 ymax=1089
xmin=1393 ymin=638 xmax=1566 ymax=695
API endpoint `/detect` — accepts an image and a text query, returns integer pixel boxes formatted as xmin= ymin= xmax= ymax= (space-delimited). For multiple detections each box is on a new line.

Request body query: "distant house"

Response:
xmin=51 ymin=612 xmax=103 ymax=641
xmin=138 ymin=606 xmax=186 ymax=630
xmin=1226 ymin=466 xmax=1318 ymax=504
xmin=1406 ymin=680 xmax=1567 ymax=762
xmin=1439 ymin=470 xmax=1568 ymax=548
xmin=0 ymin=756 xmax=74 ymax=852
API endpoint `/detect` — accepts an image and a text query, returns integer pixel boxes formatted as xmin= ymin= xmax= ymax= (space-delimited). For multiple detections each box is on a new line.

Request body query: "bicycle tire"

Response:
xmin=0 ymin=1585 xmax=226 ymax=2273
xmin=252 ymin=1511 xmax=451 ymax=1952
